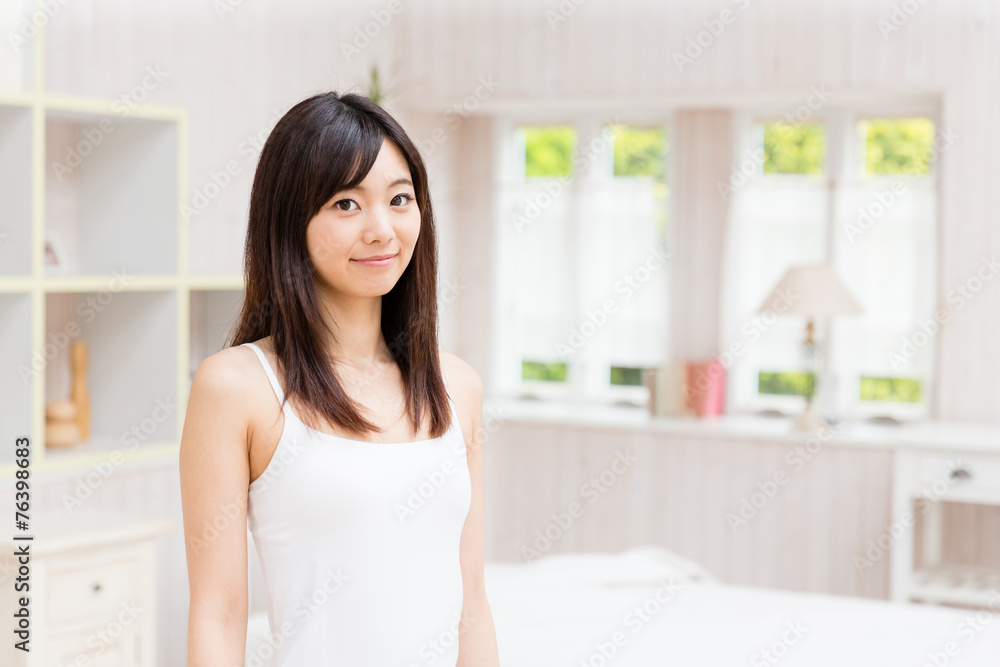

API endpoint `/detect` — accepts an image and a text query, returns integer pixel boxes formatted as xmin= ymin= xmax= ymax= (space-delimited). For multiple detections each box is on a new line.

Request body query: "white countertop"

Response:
xmin=0 ymin=509 xmax=174 ymax=555
xmin=483 ymin=398 xmax=1000 ymax=454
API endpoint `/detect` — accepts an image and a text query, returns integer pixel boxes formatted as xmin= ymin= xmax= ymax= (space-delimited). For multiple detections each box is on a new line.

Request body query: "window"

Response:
xmin=720 ymin=108 xmax=938 ymax=420
xmin=762 ymin=122 xmax=825 ymax=175
xmin=524 ymin=126 xmax=575 ymax=177
xmin=832 ymin=115 xmax=937 ymax=417
xmin=862 ymin=118 xmax=935 ymax=175
xmin=612 ymin=125 xmax=667 ymax=179
xmin=495 ymin=117 xmax=670 ymax=404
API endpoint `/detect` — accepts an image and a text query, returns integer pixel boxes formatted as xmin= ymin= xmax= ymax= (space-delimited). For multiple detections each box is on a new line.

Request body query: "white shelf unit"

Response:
xmin=0 ymin=0 xmax=246 ymax=476
xmin=0 ymin=0 xmax=35 ymax=97
xmin=0 ymin=103 xmax=33 ymax=275
xmin=891 ymin=448 xmax=1000 ymax=608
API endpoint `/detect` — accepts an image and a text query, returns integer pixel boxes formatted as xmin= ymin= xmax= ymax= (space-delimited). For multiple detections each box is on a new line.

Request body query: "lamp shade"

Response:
xmin=757 ymin=264 xmax=863 ymax=316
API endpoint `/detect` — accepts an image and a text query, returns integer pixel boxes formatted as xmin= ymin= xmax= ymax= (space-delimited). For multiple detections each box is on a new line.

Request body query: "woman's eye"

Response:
xmin=391 ymin=193 xmax=414 ymax=207
xmin=334 ymin=199 xmax=359 ymax=212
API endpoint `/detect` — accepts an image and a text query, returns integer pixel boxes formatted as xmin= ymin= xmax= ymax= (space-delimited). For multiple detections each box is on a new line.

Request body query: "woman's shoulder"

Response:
xmin=439 ymin=349 xmax=483 ymax=401
xmin=438 ymin=351 xmax=483 ymax=449
xmin=191 ymin=338 xmax=276 ymax=406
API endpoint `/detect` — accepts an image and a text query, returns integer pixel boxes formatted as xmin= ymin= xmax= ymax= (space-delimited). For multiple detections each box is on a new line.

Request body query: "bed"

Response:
xmin=245 ymin=545 xmax=1000 ymax=665
xmin=483 ymin=546 xmax=1000 ymax=666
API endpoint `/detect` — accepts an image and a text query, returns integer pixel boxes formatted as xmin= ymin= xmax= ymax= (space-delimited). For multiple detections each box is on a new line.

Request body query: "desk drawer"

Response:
xmin=46 ymin=551 xmax=141 ymax=628
xmin=914 ymin=452 xmax=1000 ymax=499
xmin=47 ymin=624 xmax=136 ymax=667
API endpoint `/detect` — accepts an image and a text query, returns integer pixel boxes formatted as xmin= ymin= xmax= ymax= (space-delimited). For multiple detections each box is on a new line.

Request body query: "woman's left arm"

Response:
xmin=453 ymin=358 xmax=501 ymax=666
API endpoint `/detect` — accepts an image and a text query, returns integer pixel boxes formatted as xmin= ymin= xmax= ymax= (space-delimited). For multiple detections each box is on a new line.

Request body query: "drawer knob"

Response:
xmin=92 ymin=582 xmax=102 ymax=593
xmin=949 ymin=466 xmax=972 ymax=481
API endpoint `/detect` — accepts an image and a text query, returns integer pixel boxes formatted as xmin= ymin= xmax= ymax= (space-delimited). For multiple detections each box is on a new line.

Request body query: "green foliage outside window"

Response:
xmin=611 ymin=125 xmax=666 ymax=179
xmin=759 ymin=373 xmax=921 ymax=404
xmin=758 ymin=371 xmax=816 ymax=400
xmin=610 ymin=366 xmax=644 ymax=386
xmin=522 ymin=360 xmax=568 ymax=382
xmin=862 ymin=118 xmax=935 ymax=175
xmin=523 ymin=126 xmax=575 ymax=178
xmin=762 ymin=123 xmax=825 ymax=175
xmin=859 ymin=376 xmax=922 ymax=403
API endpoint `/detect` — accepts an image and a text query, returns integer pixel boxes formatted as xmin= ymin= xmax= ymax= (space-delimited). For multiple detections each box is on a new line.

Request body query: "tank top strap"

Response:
xmin=241 ymin=342 xmax=287 ymax=410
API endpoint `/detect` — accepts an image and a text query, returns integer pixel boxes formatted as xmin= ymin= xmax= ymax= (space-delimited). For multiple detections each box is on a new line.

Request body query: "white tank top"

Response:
xmin=241 ymin=342 xmax=472 ymax=666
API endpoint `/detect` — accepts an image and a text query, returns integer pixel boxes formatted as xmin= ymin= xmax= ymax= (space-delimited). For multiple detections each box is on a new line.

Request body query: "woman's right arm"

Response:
xmin=179 ymin=349 xmax=254 ymax=667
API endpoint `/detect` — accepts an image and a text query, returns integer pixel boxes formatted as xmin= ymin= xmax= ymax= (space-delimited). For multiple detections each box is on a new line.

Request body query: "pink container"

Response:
xmin=684 ymin=359 xmax=726 ymax=417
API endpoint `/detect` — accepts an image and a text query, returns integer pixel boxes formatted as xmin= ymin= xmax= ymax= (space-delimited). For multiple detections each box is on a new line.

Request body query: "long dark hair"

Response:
xmin=226 ymin=91 xmax=449 ymax=440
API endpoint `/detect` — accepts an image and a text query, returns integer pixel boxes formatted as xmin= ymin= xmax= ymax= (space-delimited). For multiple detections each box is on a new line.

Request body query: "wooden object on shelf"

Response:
xmin=70 ymin=338 xmax=90 ymax=439
xmin=44 ymin=420 xmax=80 ymax=448
xmin=45 ymin=399 xmax=77 ymax=421
xmin=45 ymin=398 xmax=81 ymax=448
xmin=42 ymin=339 xmax=90 ymax=450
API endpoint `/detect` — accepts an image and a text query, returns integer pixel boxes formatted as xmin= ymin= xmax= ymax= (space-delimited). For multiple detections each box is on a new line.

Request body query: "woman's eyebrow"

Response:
xmin=351 ymin=177 xmax=413 ymax=192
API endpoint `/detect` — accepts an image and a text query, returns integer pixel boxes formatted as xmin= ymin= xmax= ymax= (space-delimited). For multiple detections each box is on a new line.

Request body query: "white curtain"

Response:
xmin=580 ymin=177 xmax=668 ymax=369
xmin=510 ymin=177 xmax=577 ymax=362
xmin=829 ymin=177 xmax=937 ymax=414
xmin=718 ymin=178 xmax=828 ymax=412
xmin=500 ymin=125 xmax=669 ymax=396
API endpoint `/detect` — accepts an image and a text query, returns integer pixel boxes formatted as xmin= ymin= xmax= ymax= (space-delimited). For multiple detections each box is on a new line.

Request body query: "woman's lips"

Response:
xmin=351 ymin=253 xmax=398 ymax=267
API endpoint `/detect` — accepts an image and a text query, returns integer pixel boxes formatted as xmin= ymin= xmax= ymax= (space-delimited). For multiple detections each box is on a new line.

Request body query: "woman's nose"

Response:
xmin=363 ymin=204 xmax=394 ymax=241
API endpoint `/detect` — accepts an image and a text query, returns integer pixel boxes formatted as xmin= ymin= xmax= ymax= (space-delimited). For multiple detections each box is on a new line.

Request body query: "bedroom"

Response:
xmin=0 ymin=0 xmax=997 ymax=665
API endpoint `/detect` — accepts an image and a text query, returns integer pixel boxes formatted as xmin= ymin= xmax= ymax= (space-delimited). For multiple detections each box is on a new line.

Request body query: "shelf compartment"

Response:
xmin=44 ymin=109 xmax=177 ymax=277
xmin=911 ymin=564 xmax=1000 ymax=608
xmin=0 ymin=292 xmax=33 ymax=466
xmin=44 ymin=290 xmax=177 ymax=454
xmin=0 ymin=0 xmax=36 ymax=95
xmin=0 ymin=103 xmax=33 ymax=276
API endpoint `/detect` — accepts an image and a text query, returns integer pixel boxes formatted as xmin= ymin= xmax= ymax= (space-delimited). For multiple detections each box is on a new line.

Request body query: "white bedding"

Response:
xmin=484 ymin=547 xmax=1000 ymax=666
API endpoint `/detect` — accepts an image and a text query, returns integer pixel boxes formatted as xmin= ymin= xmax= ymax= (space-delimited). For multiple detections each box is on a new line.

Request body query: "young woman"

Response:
xmin=179 ymin=91 xmax=501 ymax=666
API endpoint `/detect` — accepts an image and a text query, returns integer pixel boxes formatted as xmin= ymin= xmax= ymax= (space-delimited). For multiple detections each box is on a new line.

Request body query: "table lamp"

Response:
xmin=757 ymin=264 xmax=863 ymax=431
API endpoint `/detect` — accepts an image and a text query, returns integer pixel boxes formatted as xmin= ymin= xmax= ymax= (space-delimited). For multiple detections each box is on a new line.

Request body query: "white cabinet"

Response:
xmin=0 ymin=511 xmax=172 ymax=667
xmin=891 ymin=446 xmax=1000 ymax=607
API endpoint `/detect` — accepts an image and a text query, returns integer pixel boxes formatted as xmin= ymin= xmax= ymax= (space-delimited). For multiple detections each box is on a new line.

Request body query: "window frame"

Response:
xmin=723 ymin=101 xmax=942 ymax=421
xmin=491 ymin=111 xmax=674 ymax=406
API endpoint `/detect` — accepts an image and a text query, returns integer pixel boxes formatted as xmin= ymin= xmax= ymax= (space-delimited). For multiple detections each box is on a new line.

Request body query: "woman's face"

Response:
xmin=306 ymin=137 xmax=421 ymax=300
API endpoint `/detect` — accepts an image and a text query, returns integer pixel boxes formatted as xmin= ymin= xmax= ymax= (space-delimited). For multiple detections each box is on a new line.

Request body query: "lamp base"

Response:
xmin=792 ymin=403 xmax=828 ymax=432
